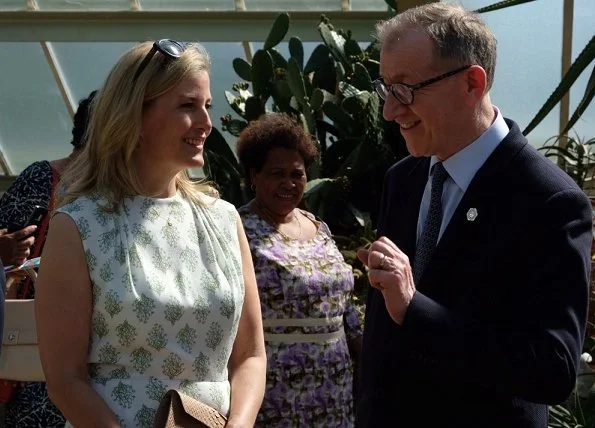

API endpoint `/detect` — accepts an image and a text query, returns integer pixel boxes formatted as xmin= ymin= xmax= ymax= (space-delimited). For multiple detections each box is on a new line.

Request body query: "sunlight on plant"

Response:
xmin=538 ymin=134 xmax=595 ymax=191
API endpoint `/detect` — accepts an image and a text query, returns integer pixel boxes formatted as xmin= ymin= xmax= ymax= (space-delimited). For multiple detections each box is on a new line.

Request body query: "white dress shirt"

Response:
xmin=416 ymin=107 xmax=510 ymax=243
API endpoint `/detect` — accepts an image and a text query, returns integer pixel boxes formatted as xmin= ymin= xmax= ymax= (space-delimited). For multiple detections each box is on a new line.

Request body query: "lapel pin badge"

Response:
xmin=466 ymin=208 xmax=478 ymax=222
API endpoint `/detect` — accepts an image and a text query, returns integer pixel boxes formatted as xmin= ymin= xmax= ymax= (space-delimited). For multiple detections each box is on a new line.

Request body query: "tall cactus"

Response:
xmin=216 ymin=12 xmax=407 ymax=236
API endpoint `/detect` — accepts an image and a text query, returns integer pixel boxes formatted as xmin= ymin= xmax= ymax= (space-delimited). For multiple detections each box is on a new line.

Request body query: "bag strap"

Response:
xmin=20 ymin=166 xmax=60 ymax=299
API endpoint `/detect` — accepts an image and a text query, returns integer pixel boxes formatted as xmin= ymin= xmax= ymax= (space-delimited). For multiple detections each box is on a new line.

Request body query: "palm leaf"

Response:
xmin=562 ymin=64 xmax=595 ymax=134
xmin=474 ymin=0 xmax=538 ymax=14
xmin=524 ymin=35 xmax=595 ymax=135
xmin=539 ymin=145 xmax=581 ymax=162
xmin=383 ymin=0 xmax=396 ymax=12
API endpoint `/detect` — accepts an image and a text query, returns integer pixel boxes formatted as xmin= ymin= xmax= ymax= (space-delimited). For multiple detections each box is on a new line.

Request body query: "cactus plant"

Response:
xmin=214 ymin=12 xmax=407 ymax=238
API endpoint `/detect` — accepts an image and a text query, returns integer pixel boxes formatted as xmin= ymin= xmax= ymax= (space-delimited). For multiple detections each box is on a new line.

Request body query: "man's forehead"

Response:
xmin=379 ymin=33 xmax=434 ymax=81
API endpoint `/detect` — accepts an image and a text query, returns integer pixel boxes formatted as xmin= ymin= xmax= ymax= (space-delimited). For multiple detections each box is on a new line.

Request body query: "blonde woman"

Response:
xmin=34 ymin=40 xmax=266 ymax=428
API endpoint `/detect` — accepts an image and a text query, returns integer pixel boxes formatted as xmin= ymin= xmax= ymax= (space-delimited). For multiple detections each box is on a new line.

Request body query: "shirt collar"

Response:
xmin=430 ymin=106 xmax=509 ymax=192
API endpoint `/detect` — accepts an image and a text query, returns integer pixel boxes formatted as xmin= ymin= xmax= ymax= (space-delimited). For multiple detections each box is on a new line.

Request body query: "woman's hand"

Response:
xmin=0 ymin=225 xmax=37 ymax=266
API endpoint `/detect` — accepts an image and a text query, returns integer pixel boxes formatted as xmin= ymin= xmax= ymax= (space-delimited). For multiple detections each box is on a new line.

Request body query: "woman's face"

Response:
xmin=137 ymin=71 xmax=212 ymax=177
xmin=251 ymin=147 xmax=307 ymax=216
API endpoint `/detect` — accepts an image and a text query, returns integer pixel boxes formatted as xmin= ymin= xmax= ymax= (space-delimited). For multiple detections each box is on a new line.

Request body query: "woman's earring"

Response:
xmin=250 ymin=184 xmax=255 ymax=192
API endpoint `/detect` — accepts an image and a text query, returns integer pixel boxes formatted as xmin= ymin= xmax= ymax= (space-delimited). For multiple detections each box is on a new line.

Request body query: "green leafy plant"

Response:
xmin=538 ymin=135 xmax=595 ymax=189
xmin=472 ymin=1 xmax=594 ymax=136
xmin=201 ymin=12 xmax=410 ymax=317
xmin=524 ymin=36 xmax=595 ymax=136
xmin=212 ymin=12 xmax=407 ymax=238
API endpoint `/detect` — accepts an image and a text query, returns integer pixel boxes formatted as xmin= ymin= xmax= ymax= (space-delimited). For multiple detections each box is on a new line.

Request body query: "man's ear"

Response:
xmin=464 ymin=65 xmax=488 ymax=105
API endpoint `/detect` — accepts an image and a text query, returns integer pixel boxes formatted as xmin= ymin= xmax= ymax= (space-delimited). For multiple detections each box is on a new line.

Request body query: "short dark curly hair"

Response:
xmin=236 ymin=113 xmax=319 ymax=185
xmin=71 ymin=90 xmax=97 ymax=149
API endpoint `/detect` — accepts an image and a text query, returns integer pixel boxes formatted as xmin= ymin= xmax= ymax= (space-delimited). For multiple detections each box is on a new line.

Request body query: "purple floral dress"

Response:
xmin=239 ymin=206 xmax=362 ymax=428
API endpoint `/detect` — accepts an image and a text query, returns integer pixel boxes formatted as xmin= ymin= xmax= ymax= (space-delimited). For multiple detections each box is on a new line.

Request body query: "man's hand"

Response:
xmin=0 ymin=225 xmax=37 ymax=266
xmin=357 ymin=236 xmax=416 ymax=325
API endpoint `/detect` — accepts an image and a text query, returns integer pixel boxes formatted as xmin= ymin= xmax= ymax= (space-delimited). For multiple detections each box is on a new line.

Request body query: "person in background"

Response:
xmin=356 ymin=4 xmax=592 ymax=428
xmin=35 ymin=39 xmax=266 ymax=427
xmin=0 ymin=90 xmax=97 ymax=299
xmin=0 ymin=90 xmax=96 ymax=428
xmin=236 ymin=112 xmax=362 ymax=427
xmin=0 ymin=229 xmax=36 ymax=270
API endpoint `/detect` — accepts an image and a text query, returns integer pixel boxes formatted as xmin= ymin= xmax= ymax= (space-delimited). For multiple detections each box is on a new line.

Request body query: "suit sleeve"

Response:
xmin=401 ymin=188 xmax=592 ymax=404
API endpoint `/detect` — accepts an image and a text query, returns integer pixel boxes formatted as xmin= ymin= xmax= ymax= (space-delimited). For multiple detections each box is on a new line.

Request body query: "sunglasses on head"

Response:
xmin=132 ymin=39 xmax=187 ymax=84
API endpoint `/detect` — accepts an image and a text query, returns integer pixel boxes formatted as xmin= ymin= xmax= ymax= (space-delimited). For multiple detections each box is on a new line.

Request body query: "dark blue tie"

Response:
xmin=413 ymin=162 xmax=449 ymax=283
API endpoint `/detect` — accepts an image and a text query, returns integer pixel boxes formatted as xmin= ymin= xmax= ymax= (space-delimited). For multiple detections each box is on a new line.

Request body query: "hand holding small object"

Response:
xmin=357 ymin=236 xmax=416 ymax=325
xmin=0 ymin=225 xmax=37 ymax=266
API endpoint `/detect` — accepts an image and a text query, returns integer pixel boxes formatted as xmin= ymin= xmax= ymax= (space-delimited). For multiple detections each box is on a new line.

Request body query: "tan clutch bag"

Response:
xmin=0 ymin=299 xmax=45 ymax=382
xmin=153 ymin=389 xmax=227 ymax=428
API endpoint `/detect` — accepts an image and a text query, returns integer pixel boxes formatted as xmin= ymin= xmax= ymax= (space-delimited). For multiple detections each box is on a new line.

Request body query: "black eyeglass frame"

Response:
xmin=373 ymin=65 xmax=471 ymax=105
xmin=132 ymin=39 xmax=187 ymax=84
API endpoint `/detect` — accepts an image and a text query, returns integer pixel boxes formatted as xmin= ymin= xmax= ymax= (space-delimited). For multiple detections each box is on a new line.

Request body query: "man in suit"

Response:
xmin=356 ymin=3 xmax=592 ymax=428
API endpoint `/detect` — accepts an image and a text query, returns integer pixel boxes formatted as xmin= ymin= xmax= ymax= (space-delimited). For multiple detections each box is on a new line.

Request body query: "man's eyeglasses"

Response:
xmin=132 ymin=39 xmax=187 ymax=84
xmin=373 ymin=65 xmax=471 ymax=105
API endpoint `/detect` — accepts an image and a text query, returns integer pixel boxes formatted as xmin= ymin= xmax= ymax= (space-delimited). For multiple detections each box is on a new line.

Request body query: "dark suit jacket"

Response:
xmin=357 ymin=120 xmax=592 ymax=428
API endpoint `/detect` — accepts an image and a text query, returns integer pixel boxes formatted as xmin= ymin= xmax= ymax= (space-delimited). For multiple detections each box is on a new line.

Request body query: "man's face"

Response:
xmin=379 ymin=29 xmax=469 ymax=160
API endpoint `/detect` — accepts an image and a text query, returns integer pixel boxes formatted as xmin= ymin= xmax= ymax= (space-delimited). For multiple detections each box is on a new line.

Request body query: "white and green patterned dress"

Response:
xmin=58 ymin=192 xmax=244 ymax=428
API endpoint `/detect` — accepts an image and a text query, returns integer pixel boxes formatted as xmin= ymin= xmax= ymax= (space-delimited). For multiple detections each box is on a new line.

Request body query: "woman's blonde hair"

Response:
xmin=58 ymin=41 xmax=217 ymax=211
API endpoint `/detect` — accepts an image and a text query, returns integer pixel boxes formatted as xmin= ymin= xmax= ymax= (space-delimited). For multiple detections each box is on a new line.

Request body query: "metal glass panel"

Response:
xmin=0 ymin=41 xmax=244 ymax=175
xmin=0 ymin=42 xmax=72 ymax=174
xmin=350 ymin=0 xmax=390 ymax=11
xmin=37 ymin=0 xmax=131 ymax=11
xmin=244 ymin=0 xmax=342 ymax=11
xmin=32 ymin=0 xmax=238 ymax=11
xmin=0 ymin=0 xmax=594 ymax=179
xmin=138 ymin=0 xmax=235 ymax=11
xmin=0 ymin=1 xmax=27 ymax=11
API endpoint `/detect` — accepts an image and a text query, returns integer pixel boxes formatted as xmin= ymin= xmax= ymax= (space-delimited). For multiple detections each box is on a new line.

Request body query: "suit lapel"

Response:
xmin=420 ymin=122 xmax=528 ymax=289
xmin=398 ymin=158 xmax=429 ymax=259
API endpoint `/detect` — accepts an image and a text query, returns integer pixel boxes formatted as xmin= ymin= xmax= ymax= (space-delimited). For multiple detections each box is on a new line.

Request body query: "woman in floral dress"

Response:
xmin=236 ymin=113 xmax=363 ymax=427
xmin=34 ymin=40 xmax=266 ymax=427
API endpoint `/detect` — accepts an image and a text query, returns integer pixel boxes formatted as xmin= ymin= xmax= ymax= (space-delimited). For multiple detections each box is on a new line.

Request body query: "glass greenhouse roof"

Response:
xmin=0 ymin=0 xmax=390 ymax=11
xmin=0 ymin=0 xmax=594 ymax=189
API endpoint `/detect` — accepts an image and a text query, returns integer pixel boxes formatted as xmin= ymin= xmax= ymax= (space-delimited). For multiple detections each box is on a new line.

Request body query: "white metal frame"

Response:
xmin=0 ymin=0 xmax=577 ymax=188
xmin=0 ymin=7 xmax=391 ymax=187
xmin=0 ymin=10 xmax=390 ymax=42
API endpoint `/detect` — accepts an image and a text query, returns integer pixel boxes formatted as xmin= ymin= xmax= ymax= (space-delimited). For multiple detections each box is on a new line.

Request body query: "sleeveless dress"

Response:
xmin=58 ymin=192 xmax=244 ymax=428
xmin=239 ymin=206 xmax=362 ymax=428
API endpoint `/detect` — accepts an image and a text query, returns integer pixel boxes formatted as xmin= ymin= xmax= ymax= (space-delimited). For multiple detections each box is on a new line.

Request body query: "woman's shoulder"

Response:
xmin=237 ymin=203 xmax=251 ymax=217
xmin=237 ymin=203 xmax=258 ymax=225
xmin=197 ymin=192 xmax=237 ymax=214
xmin=236 ymin=204 xmax=263 ymax=238
xmin=57 ymin=193 xmax=104 ymax=216
xmin=5 ymin=160 xmax=52 ymax=195
xmin=191 ymin=193 xmax=239 ymax=231
xmin=18 ymin=160 xmax=52 ymax=178
xmin=298 ymin=208 xmax=333 ymax=236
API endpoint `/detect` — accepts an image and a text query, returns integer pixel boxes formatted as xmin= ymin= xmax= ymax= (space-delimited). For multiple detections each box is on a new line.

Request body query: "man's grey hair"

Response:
xmin=376 ymin=2 xmax=497 ymax=90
